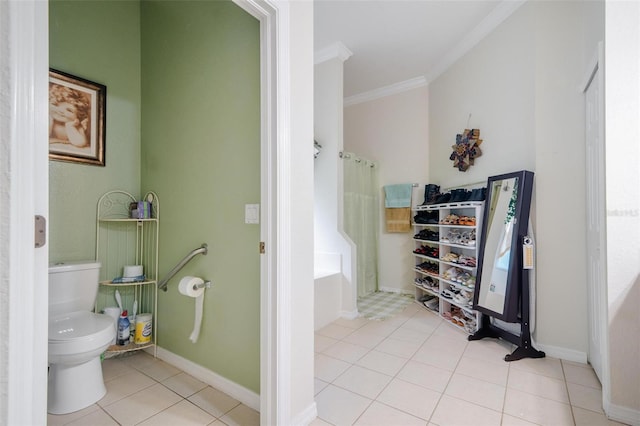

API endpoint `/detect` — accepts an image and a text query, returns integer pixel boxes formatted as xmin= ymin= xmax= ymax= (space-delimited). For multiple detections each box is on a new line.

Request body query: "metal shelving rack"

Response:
xmin=96 ymin=190 xmax=159 ymax=357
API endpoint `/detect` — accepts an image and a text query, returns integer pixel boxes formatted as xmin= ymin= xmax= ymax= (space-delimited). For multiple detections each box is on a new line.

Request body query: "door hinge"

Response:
xmin=260 ymin=241 xmax=265 ymax=254
xmin=35 ymin=215 xmax=46 ymax=248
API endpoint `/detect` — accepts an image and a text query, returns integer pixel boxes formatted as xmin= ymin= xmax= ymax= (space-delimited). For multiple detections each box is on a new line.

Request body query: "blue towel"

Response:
xmin=111 ymin=274 xmax=146 ymax=284
xmin=384 ymin=184 xmax=413 ymax=208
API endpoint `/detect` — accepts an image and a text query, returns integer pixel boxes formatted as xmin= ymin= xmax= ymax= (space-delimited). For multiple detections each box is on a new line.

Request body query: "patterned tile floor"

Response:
xmin=49 ymin=301 xmax=626 ymax=425
xmin=357 ymin=291 xmax=414 ymax=321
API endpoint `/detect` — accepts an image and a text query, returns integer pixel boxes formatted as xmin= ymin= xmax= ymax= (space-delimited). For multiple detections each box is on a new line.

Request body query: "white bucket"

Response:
xmin=103 ymin=306 xmax=120 ymax=345
xmin=134 ymin=313 xmax=152 ymax=344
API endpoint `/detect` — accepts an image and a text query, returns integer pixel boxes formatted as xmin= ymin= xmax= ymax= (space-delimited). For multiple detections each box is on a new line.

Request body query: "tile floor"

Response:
xmin=49 ymin=302 xmax=625 ymax=426
xmin=311 ymin=302 xmax=625 ymax=426
xmin=47 ymin=352 xmax=260 ymax=426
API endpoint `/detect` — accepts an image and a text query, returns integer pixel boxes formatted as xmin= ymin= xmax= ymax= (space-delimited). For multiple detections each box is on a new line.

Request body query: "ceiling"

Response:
xmin=314 ymin=0 xmax=523 ymax=101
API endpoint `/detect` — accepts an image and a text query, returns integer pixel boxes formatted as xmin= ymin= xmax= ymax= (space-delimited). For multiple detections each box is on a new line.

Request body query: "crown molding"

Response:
xmin=426 ymin=0 xmax=527 ymax=82
xmin=343 ymin=76 xmax=427 ymax=107
xmin=342 ymin=0 xmax=526 ymax=107
xmin=315 ymin=41 xmax=353 ymax=65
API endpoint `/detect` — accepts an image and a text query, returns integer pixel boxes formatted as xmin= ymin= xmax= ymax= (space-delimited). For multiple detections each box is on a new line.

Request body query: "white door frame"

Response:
xmin=4 ymin=0 xmax=50 ymax=424
xmin=8 ymin=0 xmax=294 ymax=424
xmin=581 ymin=42 xmax=610 ymax=415
xmin=232 ymin=0 xmax=293 ymax=423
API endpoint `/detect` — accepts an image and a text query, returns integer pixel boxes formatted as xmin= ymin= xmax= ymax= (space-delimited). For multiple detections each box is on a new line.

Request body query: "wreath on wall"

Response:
xmin=450 ymin=128 xmax=483 ymax=172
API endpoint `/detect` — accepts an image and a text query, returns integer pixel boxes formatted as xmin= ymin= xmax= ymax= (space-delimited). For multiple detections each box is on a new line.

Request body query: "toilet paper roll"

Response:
xmin=178 ymin=276 xmax=205 ymax=343
xmin=123 ymin=265 xmax=143 ymax=278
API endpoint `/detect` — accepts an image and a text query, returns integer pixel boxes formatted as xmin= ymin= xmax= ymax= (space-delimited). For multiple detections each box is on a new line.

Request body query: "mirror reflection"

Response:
xmin=477 ymin=177 xmax=518 ymax=316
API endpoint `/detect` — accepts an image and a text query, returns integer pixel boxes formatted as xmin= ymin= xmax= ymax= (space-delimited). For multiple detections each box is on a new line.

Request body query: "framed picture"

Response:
xmin=49 ymin=69 xmax=106 ymax=166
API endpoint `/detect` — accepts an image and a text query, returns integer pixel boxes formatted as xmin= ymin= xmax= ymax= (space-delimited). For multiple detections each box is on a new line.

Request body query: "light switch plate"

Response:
xmin=245 ymin=204 xmax=260 ymax=224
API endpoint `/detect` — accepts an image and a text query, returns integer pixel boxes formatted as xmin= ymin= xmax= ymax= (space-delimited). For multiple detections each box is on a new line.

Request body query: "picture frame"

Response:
xmin=49 ymin=69 xmax=106 ymax=166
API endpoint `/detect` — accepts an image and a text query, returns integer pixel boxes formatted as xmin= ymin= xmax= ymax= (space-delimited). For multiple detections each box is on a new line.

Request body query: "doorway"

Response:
xmin=6 ymin=1 xmax=312 ymax=425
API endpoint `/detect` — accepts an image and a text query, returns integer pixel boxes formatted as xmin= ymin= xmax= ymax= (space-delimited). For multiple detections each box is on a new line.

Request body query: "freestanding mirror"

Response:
xmin=469 ymin=170 xmax=544 ymax=361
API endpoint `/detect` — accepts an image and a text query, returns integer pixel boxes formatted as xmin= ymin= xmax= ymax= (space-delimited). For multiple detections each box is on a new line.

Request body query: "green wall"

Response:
xmin=49 ymin=0 xmax=141 ymax=263
xmin=50 ymin=0 xmax=261 ymax=393
xmin=140 ymin=1 xmax=261 ymax=392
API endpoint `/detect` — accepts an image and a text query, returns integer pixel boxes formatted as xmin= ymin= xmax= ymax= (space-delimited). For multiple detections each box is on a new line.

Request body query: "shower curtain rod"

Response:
xmin=338 ymin=151 xmax=378 ymax=168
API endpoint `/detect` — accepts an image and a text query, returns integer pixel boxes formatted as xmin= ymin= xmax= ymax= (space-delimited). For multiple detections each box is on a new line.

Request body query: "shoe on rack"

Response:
xmin=426 ymin=211 xmax=439 ymax=224
xmin=413 ymin=229 xmax=427 ymax=240
xmin=413 ymin=211 xmax=431 ymax=224
xmin=419 ymin=293 xmax=434 ymax=303
xmin=468 ymin=187 xmax=486 ymax=201
xmin=442 ymin=266 xmax=462 ymax=281
xmin=441 ymin=230 xmax=461 ymax=243
xmin=440 ymin=214 xmax=459 ymax=225
xmin=424 ymin=298 xmax=439 ymax=310
xmin=463 ymin=276 xmax=476 ymax=288
xmin=441 ymin=252 xmax=459 ymax=263
xmin=453 ymin=291 xmax=471 ymax=305
xmin=449 ymin=189 xmax=461 ymax=203
xmin=421 ymin=184 xmax=441 ymax=205
xmin=433 ymin=192 xmax=451 ymax=204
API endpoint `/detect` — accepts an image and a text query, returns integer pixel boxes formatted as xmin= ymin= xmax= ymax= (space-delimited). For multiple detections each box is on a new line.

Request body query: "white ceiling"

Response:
xmin=314 ymin=0 xmax=524 ymax=101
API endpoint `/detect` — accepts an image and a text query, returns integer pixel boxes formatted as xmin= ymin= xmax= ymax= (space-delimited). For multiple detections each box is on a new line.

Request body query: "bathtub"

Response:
xmin=314 ymin=253 xmax=343 ymax=330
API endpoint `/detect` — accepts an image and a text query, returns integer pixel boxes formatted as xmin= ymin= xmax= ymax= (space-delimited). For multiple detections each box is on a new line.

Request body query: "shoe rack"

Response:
xmin=412 ymin=200 xmax=484 ymax=334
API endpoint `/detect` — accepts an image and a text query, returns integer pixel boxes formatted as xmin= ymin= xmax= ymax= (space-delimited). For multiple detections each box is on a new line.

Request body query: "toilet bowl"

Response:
xmin=48 ymin=261 xmax=116 ymax=414
xmin=48 ymin=311 xmax=115 ymax=414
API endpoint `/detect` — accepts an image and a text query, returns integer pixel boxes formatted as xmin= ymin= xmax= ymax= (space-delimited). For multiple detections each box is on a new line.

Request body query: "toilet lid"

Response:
xmin=49 ymin=311 xmax=114 ymax=342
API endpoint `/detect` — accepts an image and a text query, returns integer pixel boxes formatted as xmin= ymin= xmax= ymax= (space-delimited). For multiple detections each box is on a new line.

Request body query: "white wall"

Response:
xmin=429 ymin=1 xmax=603 ymax=360
xmin=344 ymin=86 xmax=429 ymax=294
xmin=532 ymin=0 xmax=601 ymax=360
xmin=429 ymin=5 xmax=535 ymax=186
xmin=605 ymin=1 xmax=640 ymax=421
xmin=287 ymin=1 xmax=316 ymax=422
xmin=314 ymin=52 xmax=357 ymax=319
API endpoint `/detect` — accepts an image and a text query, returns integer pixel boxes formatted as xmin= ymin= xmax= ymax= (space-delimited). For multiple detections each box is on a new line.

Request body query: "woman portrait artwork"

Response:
xmin=48 ymin=69 xmax=106 ymax=166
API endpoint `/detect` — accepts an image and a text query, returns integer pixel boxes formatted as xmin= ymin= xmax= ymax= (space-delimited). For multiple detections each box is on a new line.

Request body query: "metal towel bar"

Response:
xmin=158 ymin=243 xmax=208 ymax=291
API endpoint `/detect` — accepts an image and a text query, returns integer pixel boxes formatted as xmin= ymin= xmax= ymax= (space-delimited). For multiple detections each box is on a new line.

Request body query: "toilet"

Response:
xmin=48 ymin=261 xmax=116 ymax=414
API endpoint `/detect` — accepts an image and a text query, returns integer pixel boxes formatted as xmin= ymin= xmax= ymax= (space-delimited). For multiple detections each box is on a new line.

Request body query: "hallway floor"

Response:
xmin=312 ymin=302 xmax=624 ymax=426
xmin=48 ymin=302 xmax=623 ymax=426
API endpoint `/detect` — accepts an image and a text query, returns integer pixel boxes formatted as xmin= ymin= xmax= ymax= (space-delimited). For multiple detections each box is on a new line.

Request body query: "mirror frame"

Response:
xmin=473 ymin=170 xmax=534 ymax=322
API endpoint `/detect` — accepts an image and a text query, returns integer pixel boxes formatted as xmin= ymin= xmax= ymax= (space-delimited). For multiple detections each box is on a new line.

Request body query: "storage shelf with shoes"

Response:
xmin=411 ymin=194 xmax=484 ymax=334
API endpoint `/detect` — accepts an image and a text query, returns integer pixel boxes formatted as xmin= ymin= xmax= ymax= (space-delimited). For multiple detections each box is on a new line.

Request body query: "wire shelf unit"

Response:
xmin=96 ymin=190 xmax=159 ymax=357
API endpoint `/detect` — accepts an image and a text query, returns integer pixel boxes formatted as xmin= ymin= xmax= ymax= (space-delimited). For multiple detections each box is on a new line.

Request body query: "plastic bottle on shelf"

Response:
xmin=117 ymin=310 xmax=130 ymax=346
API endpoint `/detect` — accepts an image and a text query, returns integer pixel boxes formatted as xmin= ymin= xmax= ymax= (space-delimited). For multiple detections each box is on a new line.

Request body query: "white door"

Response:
xmin=584 ymin=58 xmax=605 ymax=382
xmin=5 ymin=0 xmax=50 ymax=424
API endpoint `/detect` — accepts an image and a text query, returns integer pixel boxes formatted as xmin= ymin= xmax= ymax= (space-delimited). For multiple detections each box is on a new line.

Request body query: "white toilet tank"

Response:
xmin=49 ymin=261 xmax=101 ymax=317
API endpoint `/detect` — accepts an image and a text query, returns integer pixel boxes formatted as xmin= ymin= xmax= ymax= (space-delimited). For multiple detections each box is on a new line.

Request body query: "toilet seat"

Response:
xmin=49 ymin=311 xmax=115 ymax=359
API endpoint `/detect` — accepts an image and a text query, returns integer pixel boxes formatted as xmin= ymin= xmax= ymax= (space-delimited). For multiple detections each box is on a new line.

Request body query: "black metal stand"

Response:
xmin=468 ymin=238 xmax=545 ymax=362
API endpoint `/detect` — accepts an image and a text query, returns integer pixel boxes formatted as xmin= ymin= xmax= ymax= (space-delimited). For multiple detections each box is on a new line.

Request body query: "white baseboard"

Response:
xmin=604 ymin=397 xmax=640 ymax=426
xmin=378 ymin=286 xmax=414 ymax=296
xmin=291 ymin=402 xmax=318 ymax=426
xmin=340 ymin=309 xmax=359 ymax=319
xmin=155 ymin=346 xmax=260 ymax=412
xmin=535 ymin=342 xmax=587 ymax=364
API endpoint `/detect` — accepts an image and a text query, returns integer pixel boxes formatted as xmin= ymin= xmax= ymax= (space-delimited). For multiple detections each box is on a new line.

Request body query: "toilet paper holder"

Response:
xmin=193 ymin=280 xmax=212 ymax=291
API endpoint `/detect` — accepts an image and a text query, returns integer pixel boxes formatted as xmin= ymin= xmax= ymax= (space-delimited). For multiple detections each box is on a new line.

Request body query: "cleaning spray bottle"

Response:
xmin=117 ymin=310 xmax=130 ymax=346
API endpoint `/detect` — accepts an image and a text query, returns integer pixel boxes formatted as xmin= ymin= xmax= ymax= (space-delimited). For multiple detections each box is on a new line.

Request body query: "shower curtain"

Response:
xmin=342 ymin=152 xmax=379 ymax=298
